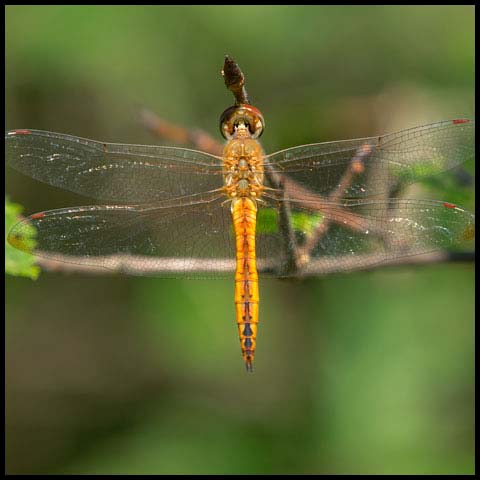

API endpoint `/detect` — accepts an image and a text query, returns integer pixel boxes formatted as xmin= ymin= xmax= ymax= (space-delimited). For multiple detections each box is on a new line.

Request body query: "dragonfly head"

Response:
xmin=220 ymin=104 xmax=265 ymax=140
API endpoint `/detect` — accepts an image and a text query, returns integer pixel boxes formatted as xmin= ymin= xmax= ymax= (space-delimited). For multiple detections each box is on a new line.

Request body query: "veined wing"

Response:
xmin=8 ymin=192 xmax=475 ymax=278
xmin=255 ymin=195 xmax=475 ymax=276
xmin=7 ymin=191 xmax=238 ymax=278
xmin=265 ymin=119 xmax=474 ymax=198
xmin=5 ymin=129 xmax=224 ymax=203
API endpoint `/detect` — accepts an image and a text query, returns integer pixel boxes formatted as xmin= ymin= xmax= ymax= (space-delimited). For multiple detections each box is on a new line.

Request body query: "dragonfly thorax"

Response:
xmin=222 ymin=135 xmax=265 ymax=200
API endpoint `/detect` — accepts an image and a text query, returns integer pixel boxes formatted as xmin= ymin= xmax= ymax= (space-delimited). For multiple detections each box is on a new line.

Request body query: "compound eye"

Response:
xmin=219 ymin=104 xmax=265 ymax=139
xmin=245 ymin=104 xmax=265 ymax=139
xmin=219 ymin=106 xmax=237 ymax=139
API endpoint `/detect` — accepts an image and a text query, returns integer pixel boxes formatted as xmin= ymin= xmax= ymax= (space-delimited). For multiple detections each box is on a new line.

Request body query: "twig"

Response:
xmin=33 ymin=250 xmax=475 ymax=277
xmin=300 ymin=251 xmax=475 ymax=276
xmin=296 ymin=143 xmax=374 ymax=261
xmin=139 ymin=108 xmax=223 ymax=156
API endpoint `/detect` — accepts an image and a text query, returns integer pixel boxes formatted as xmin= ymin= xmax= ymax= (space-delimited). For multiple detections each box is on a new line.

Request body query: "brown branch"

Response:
xmin=276 ymin=176 xmax=371 ymax=233
xmin=34 ymin=254 xmax=236 ymax=276
xmin=295 ymin=143 xmax=374 ymax=262
xmin=277 ymin=176 xmax=299 ymax=276
xmin=300 ymin=251 xmax=475 ymax=276
xmin=139 ymin=108 xmax=223 ymax=156
xmin=32 ymin=250 xmax=474 ymax=277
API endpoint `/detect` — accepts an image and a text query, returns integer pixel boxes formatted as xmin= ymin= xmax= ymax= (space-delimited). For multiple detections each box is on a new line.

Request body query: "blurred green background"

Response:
xmin=5 ymin=5 xmax=474 ymax=475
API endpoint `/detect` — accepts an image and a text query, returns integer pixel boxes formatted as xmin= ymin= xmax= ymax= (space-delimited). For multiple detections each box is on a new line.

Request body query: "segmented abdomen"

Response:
xmin=232 ymin=197 xmax=259 ymax=372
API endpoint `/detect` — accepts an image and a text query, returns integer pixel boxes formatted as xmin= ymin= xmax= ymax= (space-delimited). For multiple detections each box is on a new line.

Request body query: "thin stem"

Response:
xmin=263 ymin=163 xmax=299 ymax=275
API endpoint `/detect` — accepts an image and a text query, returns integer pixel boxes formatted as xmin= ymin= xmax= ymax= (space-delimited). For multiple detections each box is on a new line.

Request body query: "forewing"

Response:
xmin=265 ymin=119 xmax=474 ymax=198
xmin=6 ymin=129 xmax=224 ymax=203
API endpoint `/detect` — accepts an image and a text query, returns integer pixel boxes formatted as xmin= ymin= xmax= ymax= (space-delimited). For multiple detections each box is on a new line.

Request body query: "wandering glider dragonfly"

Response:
xmin=6 ymin=57 xmax=475 ymax=372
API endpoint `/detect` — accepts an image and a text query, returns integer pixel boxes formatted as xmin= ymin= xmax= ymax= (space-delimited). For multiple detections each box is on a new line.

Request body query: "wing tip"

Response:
xmin=452 ymin=119 xmax=471 ymax=125
xmin=6 ymin=129 xmax=32 ymax=136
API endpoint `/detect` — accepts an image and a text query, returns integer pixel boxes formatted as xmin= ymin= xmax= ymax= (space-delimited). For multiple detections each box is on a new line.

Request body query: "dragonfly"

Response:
xmin=6 ymin=56 xmax=475 ymax=372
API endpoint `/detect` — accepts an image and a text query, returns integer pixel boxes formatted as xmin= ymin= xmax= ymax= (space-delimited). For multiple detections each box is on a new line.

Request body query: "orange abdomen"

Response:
xmin=232 ymin=197 xmax=259 ymax=372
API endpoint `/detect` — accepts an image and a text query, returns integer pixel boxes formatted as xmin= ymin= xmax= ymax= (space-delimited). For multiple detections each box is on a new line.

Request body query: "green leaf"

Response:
xmin=257 ymin=207 xmax=323 ymax=235
xmin=5 ymin=197 xmax=40 ymax=279
xmin=257 ymin=208 xmax=279 ymax=234
xmin=291 ymin=211 xmax=323 ymax=235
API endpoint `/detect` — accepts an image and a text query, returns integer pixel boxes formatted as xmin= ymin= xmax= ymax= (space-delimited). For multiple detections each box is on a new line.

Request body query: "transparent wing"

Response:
xmin=265 ymin=119 xmax=474 ymax=198
xmin=255 ymin=196 xmax=475 ymax=276
xmin=5 ymin=129 xmax=224 ymax=203
xmin=7 ymin=192 xmax=475 ymax=278
xmin=7 ymin=192 xmax=238 ymax=278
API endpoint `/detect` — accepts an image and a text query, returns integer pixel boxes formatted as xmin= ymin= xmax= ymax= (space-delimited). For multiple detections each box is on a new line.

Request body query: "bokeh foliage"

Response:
xmin=5 ymin=197 xmax=40 ymax=279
